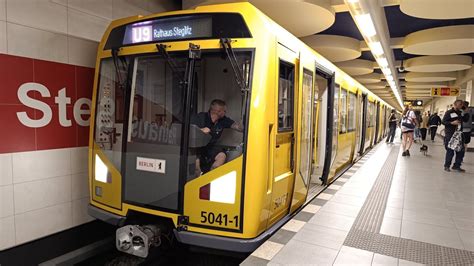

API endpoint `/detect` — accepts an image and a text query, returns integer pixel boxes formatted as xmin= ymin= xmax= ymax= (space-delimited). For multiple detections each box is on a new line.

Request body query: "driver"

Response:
xmin=192 ymin=99 xmax=243 ymax=175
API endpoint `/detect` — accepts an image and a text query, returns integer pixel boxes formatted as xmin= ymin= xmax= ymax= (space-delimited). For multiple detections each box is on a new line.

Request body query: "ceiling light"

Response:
xmin=377 ymin=57 xmax=389 ymax=68
xmin=386 ymin=75 xmax=394 ymax=82
xmin=370 ymin=41 xmax=384 ymax=56
xmin=354 ymin=14 xmax=377 ymax=38
xmin=347 ymin=0 xmax=359 ymax=3
xmin=381 ymin=67 xmax=391 ymax=76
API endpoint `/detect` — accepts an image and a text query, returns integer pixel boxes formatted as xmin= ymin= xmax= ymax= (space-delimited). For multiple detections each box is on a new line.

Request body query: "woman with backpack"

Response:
xmin=401 ymin=105 xmax=417 ymax=156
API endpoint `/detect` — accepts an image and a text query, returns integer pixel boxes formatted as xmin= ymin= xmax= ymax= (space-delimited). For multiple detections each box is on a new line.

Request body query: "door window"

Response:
xmin=278 ymin=61 xmax=295 ymax=131
xmin=299 ymin=69 xmax=314 ymax=185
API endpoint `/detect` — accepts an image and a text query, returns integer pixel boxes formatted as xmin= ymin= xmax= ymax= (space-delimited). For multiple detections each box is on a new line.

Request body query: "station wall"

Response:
xmin=0 ymin=0 xmax=179 ymax=251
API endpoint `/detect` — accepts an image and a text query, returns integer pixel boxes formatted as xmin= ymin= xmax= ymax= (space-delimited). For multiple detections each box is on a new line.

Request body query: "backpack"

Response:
xmin=401 ymin=111 xmax=415 ymax=129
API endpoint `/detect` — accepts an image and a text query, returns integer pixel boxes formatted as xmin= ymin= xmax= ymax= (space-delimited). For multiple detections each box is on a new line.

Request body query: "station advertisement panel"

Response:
xmin=0 ymin=54 xmax=95 ymax=153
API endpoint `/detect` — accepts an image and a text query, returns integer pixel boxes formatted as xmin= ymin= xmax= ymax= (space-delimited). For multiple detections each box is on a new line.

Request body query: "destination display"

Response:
xmin=123 ymin=16 xmax=213 ymax=44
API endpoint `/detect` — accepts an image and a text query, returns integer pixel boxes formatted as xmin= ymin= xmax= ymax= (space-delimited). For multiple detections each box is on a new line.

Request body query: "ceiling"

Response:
xmin=180 ymin=0 xmax=473 ymax=108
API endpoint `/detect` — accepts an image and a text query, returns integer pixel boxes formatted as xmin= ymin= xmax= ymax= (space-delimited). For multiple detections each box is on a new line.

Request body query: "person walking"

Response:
xmin=401 ymin=105 xmax=417 ymax=157
xmin=442 ymin=100 xmax=465 ymax=172
xmin=428 ymin=112 xmax=442 ymax=142
xmin=420 ymin=111 xmax=429 ymax=141
xmin=386 ymin=109 xmax=397 ymax=143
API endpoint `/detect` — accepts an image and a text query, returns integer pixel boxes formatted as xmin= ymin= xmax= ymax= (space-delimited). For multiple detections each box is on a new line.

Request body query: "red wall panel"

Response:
xmin=0 ymin=53 xmax=95 ymax=154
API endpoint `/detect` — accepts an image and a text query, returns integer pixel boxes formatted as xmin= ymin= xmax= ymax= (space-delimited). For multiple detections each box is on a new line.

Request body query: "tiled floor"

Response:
xmin=241 ymin=135 xmax=474 ymax=265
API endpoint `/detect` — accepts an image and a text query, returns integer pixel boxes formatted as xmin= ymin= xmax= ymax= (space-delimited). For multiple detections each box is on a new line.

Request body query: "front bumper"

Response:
xmin=88 ymin=204 xmax=126 ymax=226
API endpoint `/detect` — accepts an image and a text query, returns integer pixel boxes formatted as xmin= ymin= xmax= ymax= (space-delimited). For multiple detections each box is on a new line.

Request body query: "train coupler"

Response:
xmin=116 ymin=225 xmax=162 ymax=258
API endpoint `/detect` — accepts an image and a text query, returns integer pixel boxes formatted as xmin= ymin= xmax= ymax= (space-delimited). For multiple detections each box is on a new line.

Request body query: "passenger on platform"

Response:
xmin=442 ymin=100 xmax=465 ymax=172
xmin=428 ymin=112 xmax=442 ymax=142
xmin=401 ymin=105 xmax=417 ymax=157
xmin=192 ymin=99 xmax=243 ymax=175
xmin=420 ymin=111 xmax=429 ymax=141
xmin=386 ymin=109 xmax=397 ymax=144
xmin=458 ymin=101 xmax=472 ymax=167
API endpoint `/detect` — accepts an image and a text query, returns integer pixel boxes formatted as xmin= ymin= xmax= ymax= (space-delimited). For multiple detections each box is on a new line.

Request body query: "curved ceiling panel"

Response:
xmin=365 ymin=82 xmax=388 ymax=89
xmin=404 ymin=81 xmax=449 ymax=89
xmin=403 ymin=25 xmax=474 ymax=55
xmin=405 ymin=72 xmax=457 ymax=82
xmin=336 ymin=59 xmax=374 ymax=76
xmin=184 ymin=0 xmax=335 ymax=37
xmin=405 ymin=55 xmax=472 ymax=72
xmin=301 ymin=35 xmax=361 ymax=62
xmin=356 ymin=73 xmax=383 ymax=84
xmin=400 ymin=0 xmax=474 ymax=19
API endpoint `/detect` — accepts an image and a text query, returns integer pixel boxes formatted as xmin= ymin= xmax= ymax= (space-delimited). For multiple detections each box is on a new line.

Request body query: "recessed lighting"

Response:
xmin=377 ymin=57 xmax=389 ymax=68
xmin=370 ymin=41 xmax=384 ymax=56
xmin=355 ymin=14 xmax=377 ymax=38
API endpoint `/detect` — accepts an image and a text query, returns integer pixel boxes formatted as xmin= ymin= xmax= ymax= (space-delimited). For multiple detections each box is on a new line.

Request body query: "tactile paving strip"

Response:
xmin=344 ymin=145 xmax=474 ymax=264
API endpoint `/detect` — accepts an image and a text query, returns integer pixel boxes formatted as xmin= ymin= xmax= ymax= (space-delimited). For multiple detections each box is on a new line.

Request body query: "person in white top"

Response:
xmin=400 ymin=105 xmax=417 ymax=157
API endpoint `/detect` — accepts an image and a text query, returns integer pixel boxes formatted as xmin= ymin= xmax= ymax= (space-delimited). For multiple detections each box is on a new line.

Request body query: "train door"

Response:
xmin=374 ymin=102 xmax=380 ymax=145
xmin=268 ymin=44 xmax=298 ymax=225
xmin=290 ymin=62 xmax=316 ymax=212
xmin=359 ymin=93 xmax=367 ymax=155
xmin=314 ymin=66 xmax=335 ymax=187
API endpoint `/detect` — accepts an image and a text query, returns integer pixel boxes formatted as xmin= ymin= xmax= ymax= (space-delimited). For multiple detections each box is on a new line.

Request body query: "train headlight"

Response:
xmin=95 ymin=154 xmax=109 ymax=183
xmin=199 ymin=171 xmax=236 ymax=204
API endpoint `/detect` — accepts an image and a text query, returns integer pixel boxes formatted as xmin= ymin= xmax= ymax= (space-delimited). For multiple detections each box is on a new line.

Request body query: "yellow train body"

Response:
xmin=88 ymin=2 xmax=393 ymax=253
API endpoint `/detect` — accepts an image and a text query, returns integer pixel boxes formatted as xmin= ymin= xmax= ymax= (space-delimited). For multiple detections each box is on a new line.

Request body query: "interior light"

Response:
xmin=347 ymin=0 xmax=359 ymax=3
xmin=95 ymin=154 xmax=109 ymax=183
xmin=355 ymin=14 xmax=376 ymax=38
xmin=386 ymin=75 xmax=394 ymax=82
xmin=370 ymin=41 xmax=384 ymax=56
xmin=377 ymin=57 xmax=389 ymax=68
xmin=381 ymin=67 xmax=391 ymax=76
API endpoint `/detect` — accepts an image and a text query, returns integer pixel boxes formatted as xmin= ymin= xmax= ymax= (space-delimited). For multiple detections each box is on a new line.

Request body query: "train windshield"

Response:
xmin=94 ymin=50 xmax=252 ymax=211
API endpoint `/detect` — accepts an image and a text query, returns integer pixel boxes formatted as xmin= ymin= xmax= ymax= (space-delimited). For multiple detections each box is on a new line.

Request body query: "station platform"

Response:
xmin=242 ymin=135 xmax=474 ymax=265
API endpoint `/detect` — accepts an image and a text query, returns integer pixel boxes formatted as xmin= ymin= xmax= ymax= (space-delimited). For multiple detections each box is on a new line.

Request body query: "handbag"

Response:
xmin=448 ymin=130 xmax=463 ymax=152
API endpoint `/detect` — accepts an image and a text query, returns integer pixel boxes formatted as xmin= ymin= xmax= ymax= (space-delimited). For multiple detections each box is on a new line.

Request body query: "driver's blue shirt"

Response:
xmin=191 ymin=111 xmax=235 ymax=144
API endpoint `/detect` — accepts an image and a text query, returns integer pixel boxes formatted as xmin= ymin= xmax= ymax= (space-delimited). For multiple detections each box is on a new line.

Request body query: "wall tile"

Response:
xmin=0 ymin=20 xmax=6 ymax=53
xmin=112 ymin=0 xmax=150 ymax=19
xmin=14 ymin=175 xmax=71 ymax=214
xmin=0 ymin=153 xmax=12 ymax=186
xmin=0 ymin=216 xmax=15 ymax=250
xmin=6 ymin=0 xmax=67 ymax=34
xmin=72 ymin=197 xmax=94 ymax=226
xmin=67 ymin=0 xmax=113 ymax=20
xmin=12 ymin=148 xmax=71 ymax=183
xmin=68 ymin=8 xmax=110 ymax=42
xmin=15 ymin=202 xmax=72 ymax=245
xmin=68 ymin=36 xmax=98 ymax=68
xmin=71 ymin=147 xmax=88 ymax=174
xmin=0 ymin=105 xmax=36 ymax=154
xmin=0 ymin=0 xmax=5 ymax=21
xmin=0 ymin=185 xmax=13 ymax=218
xmin=72 ymin=172 xmax=88 ymax=200
xmin=7 ymin=23 xmax=68 ymax=64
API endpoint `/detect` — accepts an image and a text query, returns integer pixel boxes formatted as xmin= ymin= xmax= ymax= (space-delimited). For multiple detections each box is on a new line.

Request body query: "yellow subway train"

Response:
xmin=87 ymin=2 xmax=394 ymax=257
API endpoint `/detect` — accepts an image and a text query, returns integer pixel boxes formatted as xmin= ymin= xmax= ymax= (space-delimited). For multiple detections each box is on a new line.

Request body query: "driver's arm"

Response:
xmin=231 ymin=121 xmax=244 ymax=132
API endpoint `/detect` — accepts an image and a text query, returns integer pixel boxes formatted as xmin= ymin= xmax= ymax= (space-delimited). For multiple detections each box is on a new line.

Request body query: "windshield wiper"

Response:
xmin=220 ymin=38 xmax=250 ymax=119
xmin=157 ymin=44 xmax=186 ymax=83
xmin=220 ymin=38 xmax=249 ymax=94
xmin=111 ymin=48 xmax=128 ymax=89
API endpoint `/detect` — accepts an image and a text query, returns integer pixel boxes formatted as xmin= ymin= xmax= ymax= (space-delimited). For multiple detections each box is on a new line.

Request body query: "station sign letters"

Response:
xmin=0 ymin=53 xmax=94 ymax=153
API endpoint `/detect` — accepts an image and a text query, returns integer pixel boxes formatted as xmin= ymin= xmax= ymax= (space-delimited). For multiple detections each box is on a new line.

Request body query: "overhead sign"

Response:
xmin=431 ymin=87 xmax=460 ymax=97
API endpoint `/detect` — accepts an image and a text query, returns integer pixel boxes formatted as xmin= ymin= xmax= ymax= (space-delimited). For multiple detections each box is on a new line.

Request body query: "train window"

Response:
xmin=339 ymin=89 xmax=347 ymax=134
xmin=348 ymin=92 xmax=357 ymax=132
xmin=278 ymin=61 xmax=295 ymax=131
xmin=368 ymin=101 xmax=375 ymax=128
xmin=94 ymin=57 xmax=130 ymax=169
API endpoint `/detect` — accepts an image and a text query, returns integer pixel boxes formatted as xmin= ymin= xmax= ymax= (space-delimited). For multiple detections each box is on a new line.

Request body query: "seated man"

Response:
xmin=192 ymin=99 xmax=243 ymax=174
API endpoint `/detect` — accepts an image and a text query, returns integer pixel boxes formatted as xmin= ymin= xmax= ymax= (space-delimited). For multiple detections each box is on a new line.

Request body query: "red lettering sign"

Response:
xmin=0 ymin=54 xmax=95 ymax=153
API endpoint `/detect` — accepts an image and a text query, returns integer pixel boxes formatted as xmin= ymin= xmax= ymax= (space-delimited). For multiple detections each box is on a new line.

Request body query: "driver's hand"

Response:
xmin=201 ymin=127 xmax=211 ymax=134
